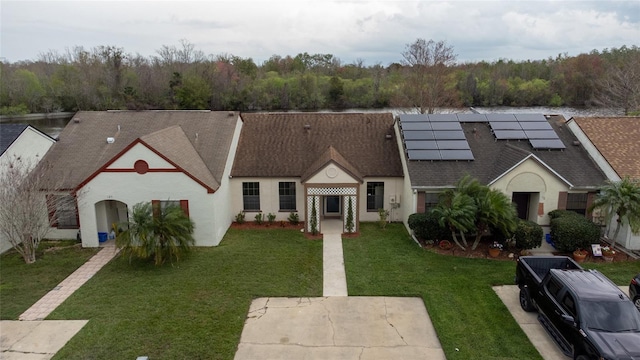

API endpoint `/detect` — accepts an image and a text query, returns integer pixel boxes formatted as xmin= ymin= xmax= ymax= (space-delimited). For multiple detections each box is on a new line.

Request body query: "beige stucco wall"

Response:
xmin=358 ymin=177 xmax=404 ymax=222
xmin=108 ymin=144 xmax=173 ymax=169
xmin=230 ymin=177 xmax=305 ymax=222
xmin=0 ymin=127 xmax=56 ymax=253
xmin=490 ymin=157 xmax=570 ymax=228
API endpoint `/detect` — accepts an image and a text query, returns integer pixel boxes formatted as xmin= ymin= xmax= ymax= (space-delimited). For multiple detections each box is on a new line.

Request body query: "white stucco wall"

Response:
xmin=230 ymin=177 xmax=305 ymax=221
xmin=0 ymin=126 xmax=56 ymax=253
xmin=490 ymin=157 xmax=570 ymax=228
xmin=358 ymin=177 xmax=404 ymax=222
xmin=394 ymin=121 xmax=416 ymax=232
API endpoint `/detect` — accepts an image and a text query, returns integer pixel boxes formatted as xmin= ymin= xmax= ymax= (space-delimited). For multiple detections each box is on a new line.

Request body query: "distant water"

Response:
xmin=4 ymin=107 xmax=623 ymax=138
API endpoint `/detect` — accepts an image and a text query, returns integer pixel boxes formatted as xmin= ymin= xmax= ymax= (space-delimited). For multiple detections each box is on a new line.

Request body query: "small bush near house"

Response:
xmin=288 ymin=212 xmax=299 ymax=225
xmin=408 ymin=212 xmax=451 ymax=242
xmin=513 ymin=220 xmax=543 ymax=250
xmin=235 ymin=212 xmax=245 ymax=224
xmin=254 ymin=212 xmax=263 ymax=225
xmin=378 ymin=208 xmax=389 ymax=229
xmin=548 ymin=209 xmax=583 ymax=220
xmin=550 ymin=215 xmax=600 ymax=253
xmin=267 ymin=213 xmax=276 ymax=225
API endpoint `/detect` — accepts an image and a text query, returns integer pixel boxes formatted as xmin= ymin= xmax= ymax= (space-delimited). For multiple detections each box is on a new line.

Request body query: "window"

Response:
xmin=562 ymin=294 xmax=576 ymax=317
xmin=279 ymin=182 xmax=296 ymax=211
xmin=151 ymin=200 xmax=189 ymax=218
xmin=47 ymin=194 xmax=79 ymax=229
xmin=546 ymin=278 xmax=562 ymax=300
xmin=243 ymin=182 xmax=260 ymax=211
xmin=566 ymin=193 xmax=588 ymax=215
xmin=425 ymin=193 xmax=440 ymax=212
xmin=366 ymin=182 xmax=384 ymax=211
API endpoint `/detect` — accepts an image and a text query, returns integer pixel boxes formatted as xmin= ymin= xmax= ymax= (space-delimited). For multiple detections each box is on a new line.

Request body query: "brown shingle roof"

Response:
xmin=231 ymin=113 xmax=403 ymax=178
xmin=38 ymin=111 xmax=238 ymax=190
xmin=405 ymin=115 xmax=606 ymax=188
xmin=571 ymin=117 xmax=640 ymax=179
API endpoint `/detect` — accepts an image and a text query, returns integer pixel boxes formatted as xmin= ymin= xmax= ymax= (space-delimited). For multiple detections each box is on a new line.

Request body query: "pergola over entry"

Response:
xmin=306 ymin=185 xmax=358 ymax=234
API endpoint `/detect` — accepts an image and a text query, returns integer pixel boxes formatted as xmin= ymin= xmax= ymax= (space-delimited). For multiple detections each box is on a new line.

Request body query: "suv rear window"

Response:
xmin=582 ymin=300 xmax=640 ymax=332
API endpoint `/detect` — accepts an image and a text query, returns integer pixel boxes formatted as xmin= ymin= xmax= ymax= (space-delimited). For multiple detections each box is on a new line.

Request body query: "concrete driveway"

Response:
xmin=0 ymin=320 xmax=87 ymax=360
xmin=234 ymin=296 xmax=446 ymax=360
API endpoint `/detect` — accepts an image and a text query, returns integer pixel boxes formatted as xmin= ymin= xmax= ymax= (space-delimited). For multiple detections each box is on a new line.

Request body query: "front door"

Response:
xmin=325 ymin=196 xmax=341 ymax=217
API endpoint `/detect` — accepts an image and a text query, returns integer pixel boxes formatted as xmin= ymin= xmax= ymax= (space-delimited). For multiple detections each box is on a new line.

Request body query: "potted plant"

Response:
xmin=601 ymin=246 xmax=615 ymax=262
xmin=573 ymin=248 xmax=588 ymax=263
xmin=488 ymin=241 xmax=503 ymax=258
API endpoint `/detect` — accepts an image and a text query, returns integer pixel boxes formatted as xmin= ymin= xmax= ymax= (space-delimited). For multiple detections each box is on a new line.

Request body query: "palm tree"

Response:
xmin=590 ymin=177 xmax=640 ymax=249
xmin=470 ymin=188 xmax=518 ymax=250
xmin=431 ymin=191 xmax=476 ymax=250
xmin=116 ymin=202 xmax=195 ymax=265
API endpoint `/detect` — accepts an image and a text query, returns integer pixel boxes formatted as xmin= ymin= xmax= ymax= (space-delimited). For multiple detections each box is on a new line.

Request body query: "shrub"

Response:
xmin=345 ymin=197 xmax=354 ymax=233
xmin=408 ymin=212 xmax=451 ymax=241
xmin=378 ymin=208 xmax=389 ymax=229
xmin=254 ymin=212 xmax=263 ymax=225
xmin=288 ymin=212 xmax=299 ymax=225
xmin=513 ymin=220 xmax=543 ymax=250
xmin=550 ymin=215 xmax=600 ymax=252
xmin=548 ymin=209 xmax=583 ymax=220
xmin=235 ymin=211 xmax=245 ymax=224
xmin=267 ymin=212 xmax=276 ymax=225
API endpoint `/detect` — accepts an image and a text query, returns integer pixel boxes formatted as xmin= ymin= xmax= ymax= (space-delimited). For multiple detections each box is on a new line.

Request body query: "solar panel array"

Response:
xmin=399 ymin=114 xmax=473 ymax=161
xmin=399 ymin=113 xmax=565 ymax=161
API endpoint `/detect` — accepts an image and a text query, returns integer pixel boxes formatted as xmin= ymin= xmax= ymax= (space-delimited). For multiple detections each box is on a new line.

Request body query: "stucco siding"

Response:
xmin=230 ymin=177 xmax=305 ymax=222
xmin=108 ymin=144 xmax=174 ymax=169
xmin=358 ymin=177 xmax=404 ymax=222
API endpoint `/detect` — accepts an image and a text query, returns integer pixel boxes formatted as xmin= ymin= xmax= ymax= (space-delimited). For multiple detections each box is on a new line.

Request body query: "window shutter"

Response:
xmin=180 ymin=200 xmax=189 ymax=218
xmin=152 ymin=200 xmax=160 ymax=218
xmin=46 ymin=194 xmax=58 ymax=227
xmin=586 ymin=192 xmax=595 ymax=219
xmin=417 ymin=192 xmax=426 ymax=213
xmin=557 ymin=192 xmax=567 ymax=210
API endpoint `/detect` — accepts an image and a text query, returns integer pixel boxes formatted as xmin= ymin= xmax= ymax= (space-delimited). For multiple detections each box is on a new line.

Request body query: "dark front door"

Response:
xmin=512 ymin=192 xmax=530 ymax=220
xmin=325 ymin=196 xmax=341 ymax=216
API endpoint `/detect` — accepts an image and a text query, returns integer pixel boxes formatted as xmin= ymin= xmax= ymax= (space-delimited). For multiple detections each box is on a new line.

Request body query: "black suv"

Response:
xmin=537 ymin=269 xmax=640 ymax=359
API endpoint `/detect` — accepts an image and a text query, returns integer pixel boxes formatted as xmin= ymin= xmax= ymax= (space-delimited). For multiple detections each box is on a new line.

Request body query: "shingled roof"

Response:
xmin=571 ymin=117 xmax=640 ymax=179
xmin=404 ymin=115 xmax=606 ymax=189
xmin=38 ymin=111 xmax=238 ymax=190
xmin=231 ymin=113 xmax=403 ymax=179
xmin=0 ymin=124 xmax=29 ymax=155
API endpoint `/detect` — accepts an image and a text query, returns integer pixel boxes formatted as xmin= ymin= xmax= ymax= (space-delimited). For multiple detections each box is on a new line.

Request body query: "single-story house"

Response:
xmin=36 ymin=110 xmax=242 ymax=247
xmin=230 ymin=113 xmax=404 ymax=234
xmin=0 ymin=124 xmax=56 ymax=253
xmin=395 ymin=113 xmax=607 ymax=235
xmin=566 ymin=116 xmax=640 ymax=250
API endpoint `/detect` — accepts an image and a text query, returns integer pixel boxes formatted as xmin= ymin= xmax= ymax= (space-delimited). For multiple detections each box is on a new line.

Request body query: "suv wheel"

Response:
xmin=519 ymin=288 xmax=535 ymax=312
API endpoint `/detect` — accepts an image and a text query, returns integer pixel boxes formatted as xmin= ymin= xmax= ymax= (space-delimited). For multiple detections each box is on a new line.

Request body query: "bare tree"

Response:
xmin=596 ymin=51 xmax=640 ymax=115
xmin=400 ymin=38 xmax=457 ymax=114
xmin=0 ymin=156 xmax=74 ymax=263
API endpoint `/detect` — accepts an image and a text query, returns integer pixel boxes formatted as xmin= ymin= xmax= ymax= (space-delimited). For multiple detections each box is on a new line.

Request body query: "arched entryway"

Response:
xmin=94 ymin=199 xmax=128 ymax=243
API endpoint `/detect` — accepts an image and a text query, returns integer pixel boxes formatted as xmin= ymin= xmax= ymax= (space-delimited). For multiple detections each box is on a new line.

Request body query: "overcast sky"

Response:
xmin=1 ymin=0 xmax=639 ymax=66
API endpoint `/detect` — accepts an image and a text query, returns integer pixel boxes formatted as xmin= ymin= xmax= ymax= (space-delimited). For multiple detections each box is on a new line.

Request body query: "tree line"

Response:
xmin=1 ymin=39 xmax=638 ymax=115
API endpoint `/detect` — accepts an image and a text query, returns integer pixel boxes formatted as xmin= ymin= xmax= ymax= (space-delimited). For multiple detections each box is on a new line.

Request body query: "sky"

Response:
xmin=1 ymin=0 xmax=639 ymax=66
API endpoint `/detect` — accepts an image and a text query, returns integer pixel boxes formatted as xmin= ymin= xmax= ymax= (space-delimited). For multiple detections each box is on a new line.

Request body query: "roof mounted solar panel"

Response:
xmin=427 ymin=114 xmax=458 ymax=122
xmin=490 ymin=122 xmax=522 ymax=130
xmin=525 ymin=130 xmax=559 ymax=139
xmin=486 ymin=113 xmax=517 ymax=122
xmin=493 ymin=130 xmax=527 ymax=139
xmin=403 ymin=131 xmax=435 ymax=140
xmin=432 ymin=130 xmax=466 ymax=140
xmin=436 ymin=140 xmax=470 ymax=150
xmin=519 ymin=121 xmax=553 ymax=130
xmin=431 ymin=122 xmax=462 ymax=131
xmin=399 ymin=114 xmax=427 ymax=122
xmin=401 ymin=122 xmax=431 ymax=131
xmin=405 ymin=140 xmax=438 ymax=150
xmin=408 ymin=150 xmax=441 ymax=160
xmin=530 ymin=139 xmax=565 ymax=149
xmin=439 ymin=149 xmax=474 ymax=160
xmin=515 ymin=114 xmax=546 ymax=122
xmin=457 ymin=113 xmax=488 ymax=123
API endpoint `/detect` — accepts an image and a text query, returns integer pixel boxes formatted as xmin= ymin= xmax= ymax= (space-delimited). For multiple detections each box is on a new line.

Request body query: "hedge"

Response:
xmin=550 ymin=215 xmax=600 ymax=252
xmin=514 ymin=220 xmax=544 ymax=250
xmin=408 ymin=212 xmax=451 ymax=241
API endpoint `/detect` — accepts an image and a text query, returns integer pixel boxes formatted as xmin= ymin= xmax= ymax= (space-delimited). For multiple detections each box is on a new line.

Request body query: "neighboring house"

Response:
xmin=566 ymin=116 xmax=640 ymax=250
xmin=0 ymin=124 xmax=56 ymax=253
xmin=230 ymin=113 xmax=404 ymax=234
xmin=395 ymin=113 xmax=607 ymax=235
xmin=36 ymin=111 xmax=242 ymax=247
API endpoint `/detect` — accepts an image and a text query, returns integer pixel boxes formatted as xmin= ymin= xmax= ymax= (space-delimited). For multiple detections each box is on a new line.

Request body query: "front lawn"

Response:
xmin=343 ymin=223 xmax=638 ymax=360
xmin=0 ymin=241 xmax=99 ymax=319
xmin=49 ymin=228 xmax=322 ymax=360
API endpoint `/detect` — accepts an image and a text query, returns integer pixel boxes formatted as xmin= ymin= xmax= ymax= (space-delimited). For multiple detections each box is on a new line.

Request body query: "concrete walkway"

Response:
xmin=322 ymin=219 xmax=348 ymax=296
xmin=20 ymin=242 xmax=119 ymax=321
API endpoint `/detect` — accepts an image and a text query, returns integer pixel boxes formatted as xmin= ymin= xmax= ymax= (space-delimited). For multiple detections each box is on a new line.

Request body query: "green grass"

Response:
xmin=343 ymin=223 xmax=639 ymax=360
xmin=0 ymin=240 xmax=99 ymax=319
xmin=49 ymin=228 xmax=322 ymax=360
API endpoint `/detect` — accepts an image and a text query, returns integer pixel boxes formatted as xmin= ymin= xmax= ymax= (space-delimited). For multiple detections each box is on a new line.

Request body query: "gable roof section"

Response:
xmin=571 ymin=117 xmax=640 ymax=179
xmin=37 ymin=111 xmax=238 ymax=190
xmin=405 ymin=115 xmax=606 ymax=188
xmin=232 ymin=113 xmax=403 ymax=178
xmin=0 ymin=124 xmax=29 ymax=155
xmin=300 ymin=145 xmax=363 ymax=183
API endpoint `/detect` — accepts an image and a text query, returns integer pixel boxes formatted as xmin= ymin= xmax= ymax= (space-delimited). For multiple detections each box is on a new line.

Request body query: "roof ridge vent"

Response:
xmin=106 ymin=137 xmax=115 ymax=144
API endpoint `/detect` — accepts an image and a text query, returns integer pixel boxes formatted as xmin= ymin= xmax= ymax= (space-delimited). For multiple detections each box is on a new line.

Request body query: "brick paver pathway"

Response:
xmin=19 ymin=242 xmax=119 ymax=321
